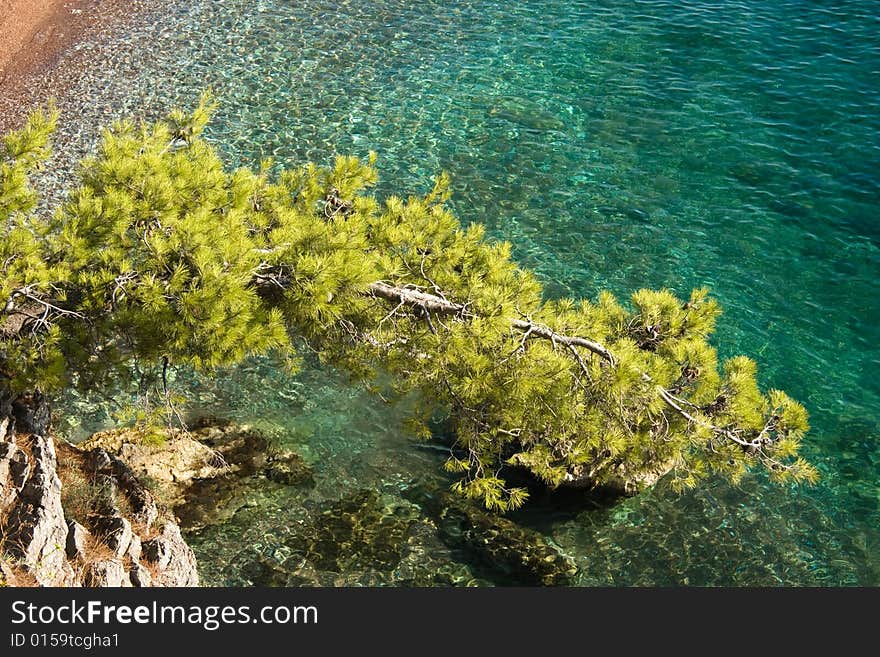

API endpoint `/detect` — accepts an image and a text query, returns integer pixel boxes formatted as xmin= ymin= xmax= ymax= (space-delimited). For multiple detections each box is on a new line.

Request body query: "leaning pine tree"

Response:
xmin=0 ymin=95 xmax=816 ymax=510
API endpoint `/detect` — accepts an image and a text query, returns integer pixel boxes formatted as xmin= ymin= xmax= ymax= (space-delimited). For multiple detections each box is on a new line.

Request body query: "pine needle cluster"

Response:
xmin=0 ymin=96 xmax=816 ymax=510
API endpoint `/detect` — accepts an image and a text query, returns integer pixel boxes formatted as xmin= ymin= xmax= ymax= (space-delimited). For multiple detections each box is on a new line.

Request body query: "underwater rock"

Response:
xmin=296 ymin=490 xmax=419 ymax=574
xmin=239 ymin=554 xmax=299 ymax=587
xmin=487 ymin=96 xmax=566 ymax=132
xmin=264 ymin=450 xmax=314 ymax=487
xmin=274 ymin=489 xmax=478 ymax=586
xmin=80 ymin=419 xmax=315 ymax=530
xmin=178 ymin=425 xmax=314 ymax=529
xmin=405 ymin=484 xmax=577 ymax=586
xmin=197 ymin=487 xmax=480 ymax=587
xmin=728 ymin=160 xmax=788 ymax=187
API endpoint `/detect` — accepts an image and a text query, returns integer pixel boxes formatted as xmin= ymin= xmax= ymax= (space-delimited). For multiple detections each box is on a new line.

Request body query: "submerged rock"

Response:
xmin=264 ymin=451 xmax=314 ymax=487
xmin=207 ymin=481 xmax=576 ymax=587
xmin=486 ymin=96 xmax=567 ymax=132
xmin=190 ymin=485 xmax=481 ymax=587
xmin=80 ymin=430 xmax=223 ymax=509
xmin=405 ymin=484 xmax=577 ymax=586
xmin=298 ymin=490 xmax=419 ymax=574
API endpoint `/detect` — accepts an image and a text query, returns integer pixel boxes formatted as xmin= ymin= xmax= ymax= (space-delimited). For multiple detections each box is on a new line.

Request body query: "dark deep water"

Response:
xmin=55 ymin=0 xmax=880 ymax=584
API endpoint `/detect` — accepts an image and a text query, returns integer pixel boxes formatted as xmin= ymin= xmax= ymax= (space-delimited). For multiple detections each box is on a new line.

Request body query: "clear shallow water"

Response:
xmin=57 ymin=0 xmax=880 ymax=584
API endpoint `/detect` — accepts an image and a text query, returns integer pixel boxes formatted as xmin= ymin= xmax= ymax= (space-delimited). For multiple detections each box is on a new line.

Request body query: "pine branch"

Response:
xmin=366 ymin=280 xmax=789 ymax=464
xmin=367 ymin=281 xmax=615 ymax=364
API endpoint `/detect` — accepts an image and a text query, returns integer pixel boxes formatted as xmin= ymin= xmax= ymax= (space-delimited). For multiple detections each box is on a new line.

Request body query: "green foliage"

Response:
xmin=0 ymin=104 xmax=71 ymax=391
xmin=0 ymin=99 xmax=817 ymax=510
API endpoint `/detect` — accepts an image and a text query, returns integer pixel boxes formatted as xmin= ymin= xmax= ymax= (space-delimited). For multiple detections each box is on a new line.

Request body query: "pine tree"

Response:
xmin=0 ymin=95 xmax=816 ymax=510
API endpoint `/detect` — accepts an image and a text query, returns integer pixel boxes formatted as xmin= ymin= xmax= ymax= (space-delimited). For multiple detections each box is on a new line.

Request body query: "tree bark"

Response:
xmin=367 ymin=281 xmax=615 ymax=363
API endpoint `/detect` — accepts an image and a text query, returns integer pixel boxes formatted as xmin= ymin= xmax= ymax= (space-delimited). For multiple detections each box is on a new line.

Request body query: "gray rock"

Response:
xmin=84 ymin=559 xmax=130 ymax=587
xmin=129 ymin=562 xmax=152 ymax=587
xmin=0 ymin=442 xmax=28 ymax=513
xmin=11 ymin=392 xmax=50 ymax=436
xmin=142 ymin=523 xmax=198 ymax=586
xmin=0 ymin=561 xmax=16 ymax=586
xmin=85 ymin=447 xmax=158 ymax=530
xmin=126 ymin=534 xmax=142 ymax=562
xmin=5 ymin=435 xmax=75 ymax=586
xmin=0 ymin=385 xmax=14 ymax=428
xmin=0 ymin=442 xmax=16 ymax=478
xmin=87 ymin=473 xmax=120 ymax=517
xmin=9 ymin=448 xmax=30 ymax=490
xmin=85 ymin=448 xmax=113 ymax=473
xmin=142 ymin=533 xmax=171 ymax=570
xmin=65 ymin=520 xmax=89 ymax=561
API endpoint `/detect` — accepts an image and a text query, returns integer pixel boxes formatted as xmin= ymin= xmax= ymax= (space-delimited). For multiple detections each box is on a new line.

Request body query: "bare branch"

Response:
xmin=367 ymin=281 xmax=615 ymax=364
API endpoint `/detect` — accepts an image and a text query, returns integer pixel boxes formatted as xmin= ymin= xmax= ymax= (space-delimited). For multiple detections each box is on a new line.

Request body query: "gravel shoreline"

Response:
xmin=2 ymin=0 xmax=147 ymax=134
xmin=0 ymin=0 xmax=72 ymax=81
xmin=0 ymin=0 xmax=180 ymax=137
xmin=1 ymin=0 xmax=186 ymax=200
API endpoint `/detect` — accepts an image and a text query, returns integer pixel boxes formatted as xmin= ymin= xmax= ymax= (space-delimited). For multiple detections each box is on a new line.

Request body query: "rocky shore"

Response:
xmin=0 ymin=422 xmax=198 ymax=587
xmin=1 ymin=404 xmax=584 ymax=587
xmin=0 ymin=403 xmax=321 ymax=587
xmin=0 ymin=405 xmax=329 ymax=587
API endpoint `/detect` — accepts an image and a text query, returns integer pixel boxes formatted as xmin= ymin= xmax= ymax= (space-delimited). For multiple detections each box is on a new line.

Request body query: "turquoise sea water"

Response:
xmin=58 ymin=0 xmax=880 ymax=584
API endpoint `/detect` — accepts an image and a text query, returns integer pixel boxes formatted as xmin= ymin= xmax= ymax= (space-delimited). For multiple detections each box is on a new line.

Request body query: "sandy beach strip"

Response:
xmin=0 ymin=0 xmax=102 ymax=134
xmin=0 ymin=0 xmax=88 ymax=83
xmin=0 ymin=0 xmax=182 ymax=212
xmin=0 ymin=0 xmax=170 ymax=136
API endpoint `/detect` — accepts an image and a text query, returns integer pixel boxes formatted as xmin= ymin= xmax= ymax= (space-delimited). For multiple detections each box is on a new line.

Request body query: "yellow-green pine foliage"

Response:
xmin=0 ymin=105 xmax=71 ymax=390
xmin=0 ymin=98 xmax=816 ymax=510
